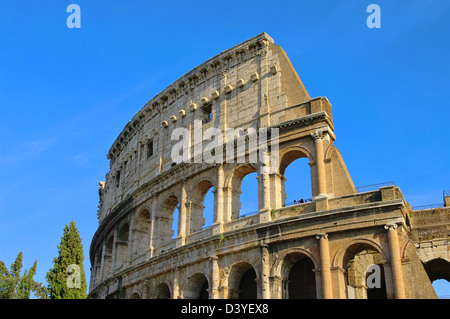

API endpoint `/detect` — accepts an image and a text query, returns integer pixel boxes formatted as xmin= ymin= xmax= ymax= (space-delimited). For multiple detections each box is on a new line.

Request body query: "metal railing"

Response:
xmin=412 ymin=203 xmax=443 ymax=210
xmin=355 ymin=181 xmax=396 ymax=193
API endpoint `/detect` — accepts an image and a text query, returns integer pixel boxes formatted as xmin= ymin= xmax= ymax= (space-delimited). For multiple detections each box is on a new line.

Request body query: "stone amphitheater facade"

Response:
xmin=89 ymin=33 xmax=449 ymax=299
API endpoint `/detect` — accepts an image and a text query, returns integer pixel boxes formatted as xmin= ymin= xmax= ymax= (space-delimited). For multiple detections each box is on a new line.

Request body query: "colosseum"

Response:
xmin=89 ymin=33 xmax=450 ymax=299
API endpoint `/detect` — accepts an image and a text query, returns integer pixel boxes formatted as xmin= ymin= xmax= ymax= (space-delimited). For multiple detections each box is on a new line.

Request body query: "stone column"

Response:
xmin=222 ymin=186 xmax=232 ymax=222
xmin=148 ymin=200 xmax=156 ymax=257
xmin=269 ymin=172 xmax=284 ymax=209
xmin=260 ymin=243 xmax=271 ymax=298
xmin=316 ymin=233 xmax=333 ymax=299
xmin=172 ymin=268 xmax=180 ymax=299
xmin=99 ymin=242 xmax=106 ymax=282
xmin=210 ymin=256 xmax=220 ymax=299
xmin=257 ymin=172 xmax=271 ymax=222
xmin=213 ymin=164 xmax=224 ymax=235
xmin=311 ymin=131 xmax=327 ymax=197
xmin=111 ymin=227 xmax=118 ymax=273
xmin=178 ymin=183 xmax=187 ymax=246
xmin=384 ymin=223 xmax=406 ymax=299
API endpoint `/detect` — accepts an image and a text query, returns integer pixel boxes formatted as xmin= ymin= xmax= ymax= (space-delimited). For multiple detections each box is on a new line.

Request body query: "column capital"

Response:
xmin=311 ymin=131 xmax=325 ymax=143
xmin=384 ymin=223 xmax=398 ymax=231
xmin=316 ymin=233 xmax=328 ymax=240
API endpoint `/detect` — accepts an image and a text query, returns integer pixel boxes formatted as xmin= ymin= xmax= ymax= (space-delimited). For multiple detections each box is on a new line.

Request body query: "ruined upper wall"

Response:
xmin=106 ymin=33 xmax=311 ymax=164
xmin=98 ymin=33 xmax=329 ymax=223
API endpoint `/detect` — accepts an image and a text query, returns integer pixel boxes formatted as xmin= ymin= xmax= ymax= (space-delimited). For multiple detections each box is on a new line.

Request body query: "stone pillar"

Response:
xmin=178 ymin=183 xmax=187 ymax=246
xmin=311 ymin=131 xmax=327 ymax=198
xmin=111 ymin=228 xmax=118 ymax=273
xmin=269 ymin=172 xmax=284 ymax=209
xmin=222 ymin=186 xmax=232 ymax=222
xmin=384 ymin=223 xmax=406 ymax=299
xmin=173 ymin=268 xmax=181 ymax=299
xmin=331 ymin=266 xmax=347 ymax=299
xmin=258 ymin=172 xmax=271 ymax=222
xmin=260 ymin=243 xmax=271 ymax=298
xmin=148 ymin=200 xmax=156 ymax=257
xmin=213 ymin=164 xmax=224 ymax=235
xmin=210 ymin=256 xmax=220 ymax=299
xmin=99 ymin=242 xmax=106 ymax=282
xmin=316 ymin=233 xmax=333 ymax=299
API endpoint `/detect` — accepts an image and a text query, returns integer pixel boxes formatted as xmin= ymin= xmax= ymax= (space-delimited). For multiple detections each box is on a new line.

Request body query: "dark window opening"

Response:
xmin=147 ymin=140 xmax=154 ymax=158
xmin=202 ymin=104 xmax=212 ymax=124
xmin=115 ymin=171 xmax=121 ymax=187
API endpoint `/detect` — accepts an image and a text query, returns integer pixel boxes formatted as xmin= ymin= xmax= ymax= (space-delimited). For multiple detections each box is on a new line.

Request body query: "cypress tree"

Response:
xmin=0 ymin=252 xmax=48 ymax=299
xmin=46 ymin=220 xmax=87 ymax=299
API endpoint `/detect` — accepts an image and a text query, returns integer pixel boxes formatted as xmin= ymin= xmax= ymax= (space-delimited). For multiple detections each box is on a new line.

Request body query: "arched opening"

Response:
xmin=228 ymin=262 xmax=258 ymax=299
xmin=284 ymin=253 xmax=317 ymax=299
xmin=432 ymin=279 xmax=450 ymax=299
xmin=203 ymin=188 xmax=214 ymax=228
xmin=228 ymin=165 xmax=258 ymax=220
xmin=239 ymin=172 xmax=258 ymax=217
xmin=134 ymin=209 xmax=151 ymax=256
xmin=158 ymin=195 xmax=179 ymax=246
xmin=190 ymin=180 xmax=214 ymax=233
xmin=153 ymin=283 xmax=171 ymax=299
xmin=93 ymin=249 xmax=102 ymax=285
xmin=103 ymin=235 xmax=114 ymax=278
xmin=115 ymin=223 xmax=129 ymax=269
xmin=239 ymin=268 xmax=257 ymax=299
xmin=343 ymin=243 xmax=387 ymax=299
xmin=424 ymin=258 xmax=450 ymax=298
xmin=280 ymin=150 xmax=311 ymax=206
xmin=184 ymin=273 xmax=209 ymax=299
xmin=130 ymin=292 xmax=141 ymax=299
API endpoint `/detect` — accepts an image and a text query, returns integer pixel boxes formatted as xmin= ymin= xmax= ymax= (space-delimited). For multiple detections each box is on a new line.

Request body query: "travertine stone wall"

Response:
xmin=89 ymin=33 xmax=446 ymax=299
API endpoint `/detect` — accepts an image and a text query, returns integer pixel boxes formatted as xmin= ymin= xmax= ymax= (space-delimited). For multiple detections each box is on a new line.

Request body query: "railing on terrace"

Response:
xmin=284 ymin=199 xmax=313 ymax=207
xmin=239 ymin=209 xmax=259 ymax=218
xmin=355 ymin=181 xmax=396 ymax=193
xmin=412 ymin=203 xmax=444 ymax=210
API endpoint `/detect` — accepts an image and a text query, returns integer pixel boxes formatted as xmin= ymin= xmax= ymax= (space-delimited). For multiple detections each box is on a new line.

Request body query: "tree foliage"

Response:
xmin=46 ymin=220 xmax=87 ymax=299
xmin=0 ymin=251 xmax=48 ymax=299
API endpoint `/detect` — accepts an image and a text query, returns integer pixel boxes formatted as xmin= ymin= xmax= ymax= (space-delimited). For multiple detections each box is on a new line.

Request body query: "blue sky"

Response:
xmin=1 ymin=1 xmax=449 ymax=297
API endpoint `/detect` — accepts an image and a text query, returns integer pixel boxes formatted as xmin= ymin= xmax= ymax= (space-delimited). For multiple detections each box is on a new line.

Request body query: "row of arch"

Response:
xmin=92 ymin=147 xmax=314 ymax=285
xmin=125 ymin=240 xmax=391 ymax=299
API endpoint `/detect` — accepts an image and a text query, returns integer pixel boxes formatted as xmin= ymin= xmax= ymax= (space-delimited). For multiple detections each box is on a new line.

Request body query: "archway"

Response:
xmin=284 ymin=158 xmax=311 ymax=205
xmin=190 ymin=180 xmax=214 ymax=233
xmin=103 ymin=235 xmax=114 ymax=278
xmin=228 ymin=262 xmax=258 ymax=299
xmin=157 ymin=195 xmax=179 ymax=246
xmin=239 ymin=172 xmax=258 ymax=217
xmin=432 ymin=279 xmax=450 ymax=299
xmin=424 ymin=258 xmax=450 ymax=298
xmin=134 ymin=209 xmax=151 ymax=256
xmin=153 ymin=283 xmax=171 ymax=299
xmin=115 ymin=223 xmax=129 ymax=269
xmin=284 ymin=253 xmax=317 ymax=299
xmin=342 ymin=243 xmax=387 ymax=299
xmin=279 ymin=148 xmax=312 ymax=206
xmin=130 ymin=292 xmax=141 ymax=299
xmin=227 ymin=164 xmax=258 ymax=220
xmin=184 ymin=273 xmax=209 ymax=299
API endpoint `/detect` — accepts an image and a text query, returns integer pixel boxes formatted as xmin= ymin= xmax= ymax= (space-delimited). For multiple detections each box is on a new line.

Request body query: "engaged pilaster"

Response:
xmin=384 ymin=223 xmax=406 ymax=299
xmin=316 ymin=233 xmax=333 ymax=299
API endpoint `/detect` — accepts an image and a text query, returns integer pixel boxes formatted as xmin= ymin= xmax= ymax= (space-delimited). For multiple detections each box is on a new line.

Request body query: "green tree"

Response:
xmin=46 ymin=220 xmax=87 ymax=299
xmin=0 ymin=252 xmax=48 ymax=299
